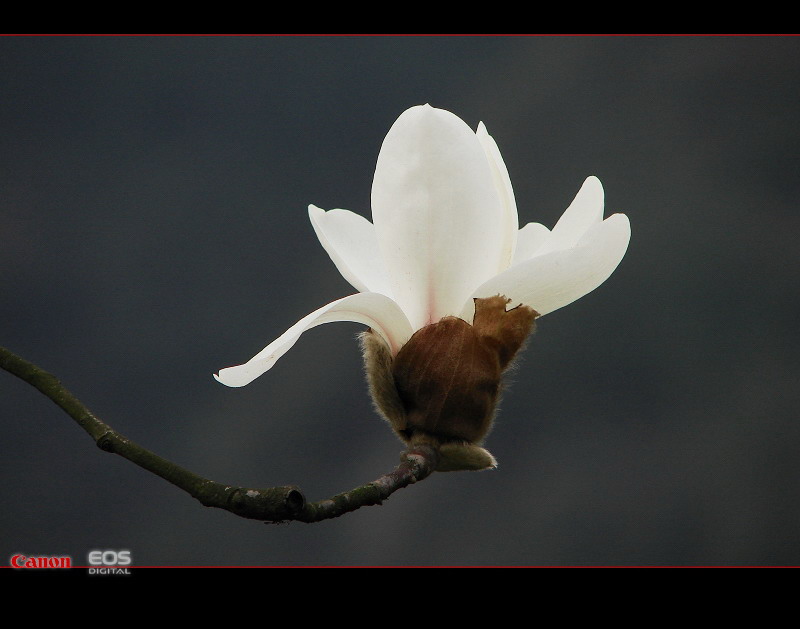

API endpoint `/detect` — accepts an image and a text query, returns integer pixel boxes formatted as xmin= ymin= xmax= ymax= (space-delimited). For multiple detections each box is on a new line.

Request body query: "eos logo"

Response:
xmin=87 ymin=550 xmax=132 ymax=575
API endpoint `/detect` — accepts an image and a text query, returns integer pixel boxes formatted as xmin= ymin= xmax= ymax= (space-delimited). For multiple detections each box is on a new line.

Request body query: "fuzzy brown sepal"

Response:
xmin=359 ymin=330 xmax=406 ymax=434
xmin=361 ymin=295 xmax=537 ymax=472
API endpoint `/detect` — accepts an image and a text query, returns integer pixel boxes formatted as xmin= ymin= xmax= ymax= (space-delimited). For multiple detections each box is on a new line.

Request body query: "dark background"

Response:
xmin=1 ymin=36 xmax=798 ymax=566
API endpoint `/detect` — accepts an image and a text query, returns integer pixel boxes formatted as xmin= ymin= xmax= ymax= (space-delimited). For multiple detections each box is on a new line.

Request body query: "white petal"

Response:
xmin=215 ymin=292 xmax=413 ymax=387
xmin=536 ymin=176 xmax=605 ymax=256
xmin=512 ymin=222 xmax=551 ymax=265
xmin=462 ymin=213 xmax=630 ymax=319
xmin=308 ymin=205 xmax=392 ymax=296
xmin=371 ymin=105 xmax=507 ymax=330
xmin=476 ymin=121 xmax=518 ymax=269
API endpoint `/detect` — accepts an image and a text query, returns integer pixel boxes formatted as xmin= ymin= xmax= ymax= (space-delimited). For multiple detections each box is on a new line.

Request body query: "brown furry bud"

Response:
xmin=361 ymin=295 xmax=537 ymax=471
xmin=393 ymin=315 xmax=501 ymax=444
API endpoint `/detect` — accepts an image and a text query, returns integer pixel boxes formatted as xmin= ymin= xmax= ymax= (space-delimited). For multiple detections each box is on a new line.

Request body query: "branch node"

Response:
xmin=226 ymin=485 xmax=306 ymax=522
xmin=96 ymin=431 xmax=115 ymax=452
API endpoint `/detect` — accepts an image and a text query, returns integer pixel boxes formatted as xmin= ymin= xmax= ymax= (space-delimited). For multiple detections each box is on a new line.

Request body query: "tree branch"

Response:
xmin=0 ymin=345 xmax=439 ymax=523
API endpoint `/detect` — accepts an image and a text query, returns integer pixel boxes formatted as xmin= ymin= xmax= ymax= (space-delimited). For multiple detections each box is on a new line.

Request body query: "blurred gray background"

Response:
xmin=1 ymin=36 xmax=798 ymax=566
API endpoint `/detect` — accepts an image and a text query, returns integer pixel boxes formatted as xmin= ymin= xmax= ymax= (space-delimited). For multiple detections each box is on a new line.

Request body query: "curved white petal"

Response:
xmin=462 ymin=213 xmax=630 ymax=319
xmin=215 ymin=292 xmax=413 ymax=387
xmin=308 ymin=205 xmax=392 ymax=296
xmin=512 ymin=222 xmax=551 ymax=265
xmin=371 ymin=104 xmax=507 ymax=331
xmin=476 ymin=121 xmax=518 ymax=270
xmin=536 ymin=176 xmax=605 ymax=256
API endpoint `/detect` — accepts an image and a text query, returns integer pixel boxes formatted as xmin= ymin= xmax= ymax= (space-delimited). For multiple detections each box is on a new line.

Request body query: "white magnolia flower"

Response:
xmin=215 ymin=104 xmax=630 ymax=390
